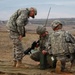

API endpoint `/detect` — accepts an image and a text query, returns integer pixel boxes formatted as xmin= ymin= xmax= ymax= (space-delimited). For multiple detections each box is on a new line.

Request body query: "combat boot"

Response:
xmin=13 ymin=61 xmax=17 ymax=67
xmin=55 ymin=60 xmax=62 ymax=73
xmin=16 ymin=60 xmax=23 ymax=68
xmin=16 ymin=60 xmax=29 ymax=68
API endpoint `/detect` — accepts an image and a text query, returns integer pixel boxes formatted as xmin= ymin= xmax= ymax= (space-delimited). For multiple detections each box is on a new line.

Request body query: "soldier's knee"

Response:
xmin=30 ymin=54 xmax=40 ymax=61
xmin=30 ymin=54 xmax=33 ymax=58
xmin=30 ymin=54 xmax=36 ymax=60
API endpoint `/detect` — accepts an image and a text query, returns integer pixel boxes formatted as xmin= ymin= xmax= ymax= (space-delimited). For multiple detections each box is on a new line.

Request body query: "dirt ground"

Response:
xmin=0 ymin=27 xmax=75 ymax=75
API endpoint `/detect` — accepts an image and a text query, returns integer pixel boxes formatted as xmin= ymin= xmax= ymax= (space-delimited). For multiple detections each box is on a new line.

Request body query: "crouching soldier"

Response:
xmin=30 ymin=26 xmax=57 ymax=70
xmin=48 ymin=20 xmax=75 ymax=73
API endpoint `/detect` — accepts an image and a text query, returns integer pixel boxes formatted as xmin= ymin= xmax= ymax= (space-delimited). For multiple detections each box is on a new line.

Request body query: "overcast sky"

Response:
xmin=0 ymin=0 xmax=75 ymax=20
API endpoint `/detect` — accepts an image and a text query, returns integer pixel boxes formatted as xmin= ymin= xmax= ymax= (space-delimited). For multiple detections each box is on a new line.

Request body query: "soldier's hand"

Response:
xmin=19 ymin=35 xmax=23 ymax=40
xmin=42 ymin=50 xmax=47 ymax=55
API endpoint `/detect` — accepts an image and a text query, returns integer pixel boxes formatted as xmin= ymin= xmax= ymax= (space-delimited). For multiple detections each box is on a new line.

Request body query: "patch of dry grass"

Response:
xmin=0 ymin=31 xmax=39 ymax=60
xmin=0 ymin=31 xmax=75 ymax=75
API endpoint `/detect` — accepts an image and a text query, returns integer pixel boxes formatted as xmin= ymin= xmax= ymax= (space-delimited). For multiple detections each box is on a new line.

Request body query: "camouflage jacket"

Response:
xmin=48 ymin=30 xmax=75 ymax=55
xmin=39 ymin=34 xmax=49 ymax=52
xmin=6 ymin=8 xmax=29 ymax=37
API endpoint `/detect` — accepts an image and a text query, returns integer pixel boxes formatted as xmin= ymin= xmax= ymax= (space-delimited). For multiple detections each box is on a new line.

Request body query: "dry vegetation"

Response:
xmin=0 ymin=31 xmax=40 ymax=75
xmin=0 ymin=24 xmax=75 ymax=75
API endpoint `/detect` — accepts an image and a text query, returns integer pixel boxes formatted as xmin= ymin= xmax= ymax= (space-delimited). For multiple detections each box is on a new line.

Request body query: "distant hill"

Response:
xmin=0 ymin=18 xmax=75 ymax=26
xmin=29 ymin=18 xmax=75 ymax=26
xmin=0 ymin=20 xmax=7 ymax=25
xmin=0 ymin=18 xmax=75 ymax=35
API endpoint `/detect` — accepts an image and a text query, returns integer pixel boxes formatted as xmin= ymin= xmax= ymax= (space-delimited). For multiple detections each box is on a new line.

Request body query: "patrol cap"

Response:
xmin=36 ymin=26 xmax=46 ymax=35
xmin=30 ymin=7 xmax=37 ymax=18
xmin=51 ymin=20 xmax=62 ymax=29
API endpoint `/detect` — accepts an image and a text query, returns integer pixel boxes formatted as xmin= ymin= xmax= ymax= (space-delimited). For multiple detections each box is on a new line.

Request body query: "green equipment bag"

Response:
xmin=40 ymin=52 xmax=47 ymax=70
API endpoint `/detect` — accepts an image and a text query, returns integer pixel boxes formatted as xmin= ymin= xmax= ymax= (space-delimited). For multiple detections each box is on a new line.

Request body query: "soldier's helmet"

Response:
xmin=51 ymin=20 xmax=62 ymax=29
xmin=30 ymin=7 xmax=37 ymax=18
xmin=36 ymin=26 xmax=46 ymax=35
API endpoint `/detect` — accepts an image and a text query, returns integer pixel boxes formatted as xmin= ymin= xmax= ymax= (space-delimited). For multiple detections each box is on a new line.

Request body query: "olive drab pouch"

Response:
xmin=40 ymin=52 xmax=47 ymax=70
xmin=47 ymin=54 xmax=57 ymax=68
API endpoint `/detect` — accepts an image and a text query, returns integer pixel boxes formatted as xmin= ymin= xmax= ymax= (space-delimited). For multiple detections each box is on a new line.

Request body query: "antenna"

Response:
xmin=44 ymin=7 xmax=51 ymax=27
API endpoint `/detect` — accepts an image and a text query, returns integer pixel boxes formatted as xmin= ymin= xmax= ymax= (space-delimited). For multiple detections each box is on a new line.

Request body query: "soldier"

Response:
xmin=48 ymin=20 xmax=75 ymax=72
xmin=6 ymin=7 xmax=37 ymax=68
xmin=30 ymin=26 xmax=57 ymax=69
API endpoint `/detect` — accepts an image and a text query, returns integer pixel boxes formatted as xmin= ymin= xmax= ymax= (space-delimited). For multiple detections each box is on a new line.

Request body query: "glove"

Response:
xmin=42 ymin=50 xmax=47 ymax=55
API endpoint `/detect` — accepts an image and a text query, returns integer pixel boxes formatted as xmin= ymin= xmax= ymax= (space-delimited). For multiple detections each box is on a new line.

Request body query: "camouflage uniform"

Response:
xmin=6 ymin=8 xmax=37 ymax=62
xmin=48 ymin=20 xmax=75 ymax=70
xmin=30 ymin=26 xmax=57 ymax=68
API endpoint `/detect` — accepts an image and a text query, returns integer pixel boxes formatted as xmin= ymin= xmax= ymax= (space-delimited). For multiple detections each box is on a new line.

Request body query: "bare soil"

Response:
xmin=0 ymin=25 xmax=75 ymax=75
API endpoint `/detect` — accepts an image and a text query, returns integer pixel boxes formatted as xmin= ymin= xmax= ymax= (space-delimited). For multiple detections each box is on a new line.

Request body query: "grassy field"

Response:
xmin=0 ymin=31 xmax=39 ymax=60
xmin=0 ymin=31 xmax=40 ymax=75
xmin=0 ymin=31 xmax=75 ymax=75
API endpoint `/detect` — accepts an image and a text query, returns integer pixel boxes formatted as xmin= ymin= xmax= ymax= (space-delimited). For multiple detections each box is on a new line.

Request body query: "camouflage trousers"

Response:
xmin=11 ymin=38 xmax=24 ymax=61
xmin=30 ymin=51 xmax=57 ymax=68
